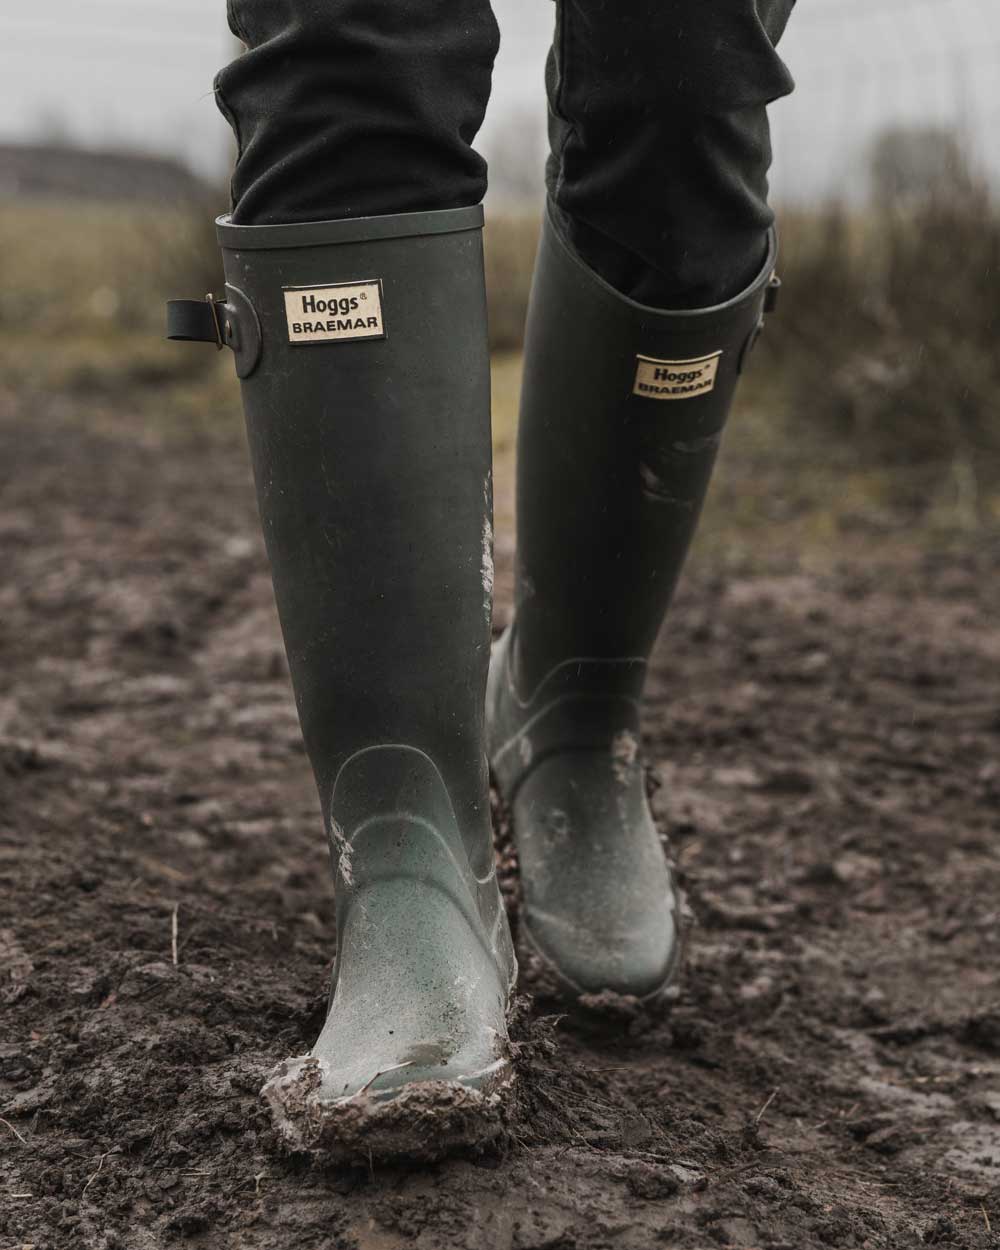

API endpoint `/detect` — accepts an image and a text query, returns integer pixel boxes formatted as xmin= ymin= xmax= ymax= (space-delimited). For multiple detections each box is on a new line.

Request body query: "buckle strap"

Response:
xmin=738 ymin=272 xmax=781 ymax=373
xmin=165 ymin=284 xmax=262 ymax=378
xmin=166 ymin=294 xmax=227 ymax=347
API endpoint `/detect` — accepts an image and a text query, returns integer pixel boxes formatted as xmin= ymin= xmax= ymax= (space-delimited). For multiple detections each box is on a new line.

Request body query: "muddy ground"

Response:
xmin=2 ymin=384 xmax=1000 ymax=1250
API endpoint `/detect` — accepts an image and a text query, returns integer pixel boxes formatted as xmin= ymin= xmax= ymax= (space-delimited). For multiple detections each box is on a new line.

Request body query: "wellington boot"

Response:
xmin=487 ymin=202 xmax=778 ymax=1023
xmin=170 ymin=206 xmax=516 ymax=1162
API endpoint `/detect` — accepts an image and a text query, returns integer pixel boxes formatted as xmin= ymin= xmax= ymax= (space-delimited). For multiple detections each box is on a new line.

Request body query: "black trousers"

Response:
xmin=215 ymin=0 xmax=795 ymax=308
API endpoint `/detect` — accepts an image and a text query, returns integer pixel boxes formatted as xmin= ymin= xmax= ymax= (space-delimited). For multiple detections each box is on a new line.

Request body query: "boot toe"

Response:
xmin=305 ymin=1007 xmax=511 ymax=1103
xmin=262 ymin=1000 xmax=514 ymax=1161
xmin=261 ymin=817 xmax=515 ymax=1161
xmin=263 ymin=1019 xmax=510 ymax=1111
xmin=262 ymin=1043 xmax=514 ymax=1164
xmin=511 ymin=752 xmax=683 ymax=1005
xmin=523 ymin=895 xmax=680 ymax=1000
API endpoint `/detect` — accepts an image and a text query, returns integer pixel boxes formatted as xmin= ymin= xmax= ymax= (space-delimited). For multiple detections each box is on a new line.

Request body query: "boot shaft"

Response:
xmin=512 ymin=203 xmax=778 ymax=699
xmin=211 ymin=208 xmax=496 ymax=871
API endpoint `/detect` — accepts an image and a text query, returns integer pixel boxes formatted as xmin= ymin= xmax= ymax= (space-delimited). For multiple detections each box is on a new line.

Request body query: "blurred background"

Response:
xmin=1 ymin=0 xmax=998 ymax=552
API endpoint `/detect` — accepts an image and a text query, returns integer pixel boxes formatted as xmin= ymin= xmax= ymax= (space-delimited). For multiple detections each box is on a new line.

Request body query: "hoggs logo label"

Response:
xmin=283 ymin=280 xmax=385 ymax=344
xmin=633 ymin=351 xmax=722 ymax=400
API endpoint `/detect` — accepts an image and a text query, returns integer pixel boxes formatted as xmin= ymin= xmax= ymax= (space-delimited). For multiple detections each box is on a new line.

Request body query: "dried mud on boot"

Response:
xmin=261 ymin=1053 xmax=518 ymax=1166
xmin=260 ymin=995 xmax=538 ymax=1166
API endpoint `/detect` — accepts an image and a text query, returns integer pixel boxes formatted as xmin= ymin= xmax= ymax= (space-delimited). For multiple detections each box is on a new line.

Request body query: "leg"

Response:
xmin=176 ymin=0 xmax=516 ymax=1161
xmin=547 ymin=0 xmax=795 ymax=308
xmin=215 ymin=0 xmax=499 ymax=224
xmin=487 ymin=0 xmax=793 ymax=1019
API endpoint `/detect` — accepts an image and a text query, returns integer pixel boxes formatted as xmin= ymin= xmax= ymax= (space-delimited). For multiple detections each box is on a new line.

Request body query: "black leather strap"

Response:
xmin=166 ymin=298 xmax=226 ymax=346
xmin=764 ymin=274 xmax=781 ymax=314
xmin=166 ymin=285 xmax=263 ymax=378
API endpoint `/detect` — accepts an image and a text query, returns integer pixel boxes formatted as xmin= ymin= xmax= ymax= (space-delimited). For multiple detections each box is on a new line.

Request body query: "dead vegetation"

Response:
xmin=765 ymin=175 xmax=1000 ymax=517
xmin=2 ymin=129 xmax=996 ymax=534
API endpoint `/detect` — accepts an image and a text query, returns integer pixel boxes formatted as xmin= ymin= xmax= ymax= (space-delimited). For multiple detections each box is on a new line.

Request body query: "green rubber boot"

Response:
xmin=487 ymin=202 xmax=778 ymax=1023
xmin=169 ymin=207 xmax=516 ymax=1163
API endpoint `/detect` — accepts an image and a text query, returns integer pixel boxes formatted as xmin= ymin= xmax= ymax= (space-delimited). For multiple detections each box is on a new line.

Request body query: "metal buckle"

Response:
xmin=205 ymin=293 xmax=224 ymax=351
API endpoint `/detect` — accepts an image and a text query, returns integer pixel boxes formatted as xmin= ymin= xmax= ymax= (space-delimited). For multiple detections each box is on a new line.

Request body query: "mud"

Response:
xmin=2 ymin=390 xmax=1000 ymax=1248
xmin=261 ymin=1053 xmax=514 ymax=1166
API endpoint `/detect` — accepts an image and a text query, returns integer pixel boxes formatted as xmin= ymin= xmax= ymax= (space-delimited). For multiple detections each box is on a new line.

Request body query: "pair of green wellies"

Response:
xmin=168 ymin=203 xmax=777 ymax=1163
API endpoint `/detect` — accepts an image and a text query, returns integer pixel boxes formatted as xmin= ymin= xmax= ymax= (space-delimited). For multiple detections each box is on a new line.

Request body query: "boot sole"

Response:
xmin=262 ymin=1052 xmax=516 ymax=1166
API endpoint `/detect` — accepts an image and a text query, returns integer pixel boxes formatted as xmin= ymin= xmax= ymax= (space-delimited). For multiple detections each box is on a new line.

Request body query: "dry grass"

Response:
xmin=763 ymin=181 xmax=1000 ymax=519
xmin=484 ymin=214 xmax=541 ymax=352
xmin=5 ymin=163 xmax=998 ymax=546
xmin=0 ymin=195 xmax=225 ymax=393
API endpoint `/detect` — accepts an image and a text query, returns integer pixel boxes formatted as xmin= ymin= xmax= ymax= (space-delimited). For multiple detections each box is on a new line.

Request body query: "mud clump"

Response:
xmin=261 ymin=1054 xmax=516 ymax=1166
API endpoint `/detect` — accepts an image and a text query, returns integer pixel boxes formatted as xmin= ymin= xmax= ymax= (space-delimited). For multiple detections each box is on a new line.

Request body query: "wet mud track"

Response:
xmin=2 ymin=393 xmax=999 ymax=1248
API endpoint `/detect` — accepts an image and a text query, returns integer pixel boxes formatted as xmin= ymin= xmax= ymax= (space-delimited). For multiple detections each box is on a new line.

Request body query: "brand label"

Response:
xmin=283 ymin=280 xmax=385 ymax=344
xmin=633 ymin=351 xmax=722 ymax=400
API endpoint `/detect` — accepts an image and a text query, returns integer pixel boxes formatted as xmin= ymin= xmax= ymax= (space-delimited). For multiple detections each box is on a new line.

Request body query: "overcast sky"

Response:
xmin=2 ymin=0 xmax=998 ymax=202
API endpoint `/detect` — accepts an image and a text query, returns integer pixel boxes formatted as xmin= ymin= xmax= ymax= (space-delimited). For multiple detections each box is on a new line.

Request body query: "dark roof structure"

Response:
xmin=0 ymin=143 xmax=213 ymax=204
